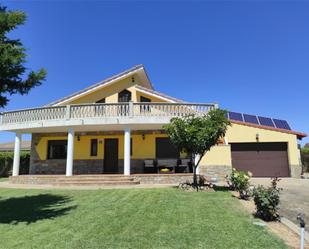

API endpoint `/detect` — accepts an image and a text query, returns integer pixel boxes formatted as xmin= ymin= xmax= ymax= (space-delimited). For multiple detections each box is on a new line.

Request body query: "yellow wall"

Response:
xmin=35 ymin=124 xmax=300 ymax=170
xmin=200 ymin=123 xmax=300 ymax=167
xmin=36 ymin=133 xmax=174 ymax=160
xmin=225 ymin=123 xmax=300 ymax=165
xmin=68 ymin=77 xmax=137 ymax=104
xmin=200 ymin=145 xmax=232 ymax=166
xmin=64 ymin=75 xmax=169 ymax=105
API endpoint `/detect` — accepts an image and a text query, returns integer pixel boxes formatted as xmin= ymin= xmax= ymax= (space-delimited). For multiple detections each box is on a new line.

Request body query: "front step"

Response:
xmin=9 ymin=175 xmax=140 ymax=186
xmin=54 ymin=181 xmax=140 ymax=186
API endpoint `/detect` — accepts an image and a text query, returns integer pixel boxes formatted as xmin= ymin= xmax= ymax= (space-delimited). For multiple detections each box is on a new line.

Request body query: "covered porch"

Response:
xmin=1 ymin=102 xmax=215 ymax=177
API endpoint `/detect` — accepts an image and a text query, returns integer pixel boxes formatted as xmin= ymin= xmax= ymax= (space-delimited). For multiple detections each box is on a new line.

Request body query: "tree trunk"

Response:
xmin=193 ymin=165 xmax=198 ymax=191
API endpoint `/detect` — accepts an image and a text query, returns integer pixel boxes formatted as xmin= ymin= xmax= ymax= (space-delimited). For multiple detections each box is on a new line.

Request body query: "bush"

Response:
xmin=301 ymin=147 xmax=309 ymax=154
xmin=252 ymin=178 xmax=281 ymax=221
xmin=0 ymin=151 xmax=30 ymax=176
xmin=227 ymin=168 xmax=251 ymax=199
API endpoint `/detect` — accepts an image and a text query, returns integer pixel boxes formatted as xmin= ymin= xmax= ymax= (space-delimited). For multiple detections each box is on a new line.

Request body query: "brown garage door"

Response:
xmin=230 ymin=143 xmax=290 ymax=177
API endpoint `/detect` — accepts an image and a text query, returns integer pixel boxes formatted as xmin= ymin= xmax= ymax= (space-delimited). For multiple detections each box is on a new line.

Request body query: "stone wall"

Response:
xmin=290 ymin=164 xmax=302 ymax=178
xmin=134 ymin=174 xmax=193 ymax=184
xmin=30 ymin=158 xmax=146 ymax=174
xmin=199 ymin=165 xmax=232 ymax=181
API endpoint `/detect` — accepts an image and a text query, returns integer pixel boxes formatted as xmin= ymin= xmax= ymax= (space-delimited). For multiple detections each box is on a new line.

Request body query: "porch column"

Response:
xmin=66 ymin=128 xmax=74 ymax=176
xmin=195 ymin=154 xmax=201 ymax=175
xmin=124 ymin=127 xmax=131 ymax=175
xmin=12 ymin=133 xmax=22 ymax=176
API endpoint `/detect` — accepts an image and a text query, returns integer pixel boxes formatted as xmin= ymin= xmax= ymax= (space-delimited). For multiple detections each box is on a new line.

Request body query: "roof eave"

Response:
xmin=231 ymin=120 xmax=307 ymax=139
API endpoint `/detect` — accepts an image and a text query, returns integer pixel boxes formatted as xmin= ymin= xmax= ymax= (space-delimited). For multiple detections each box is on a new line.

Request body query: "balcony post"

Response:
xmin=124 ymin=127 xmax=131 ymax=175
xmin=129 ymin=101 xmax=134 ymax=118
xmin=65 ymin=105 xmax=71 ymax=119
xmin=12 ymin=133 xmax=22 ymax=176
xmin=66 ymin=128 xmax=74 ymax=176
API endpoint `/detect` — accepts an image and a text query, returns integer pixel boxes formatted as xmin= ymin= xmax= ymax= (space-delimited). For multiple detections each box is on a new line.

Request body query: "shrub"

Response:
xmin=301 ymin=147 xmax=309 ymax=155
xmin=0 ymin=151 xmax=30 ymax=176
xmin=252 ymin=178 xmax=282 ymax=221
xmin=227 ymin=168 xmax=251 ymax=199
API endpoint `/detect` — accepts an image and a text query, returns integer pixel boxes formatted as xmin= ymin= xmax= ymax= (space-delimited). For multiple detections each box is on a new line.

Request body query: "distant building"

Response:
xmin=0 ymin=141 xmax=31 ymax=152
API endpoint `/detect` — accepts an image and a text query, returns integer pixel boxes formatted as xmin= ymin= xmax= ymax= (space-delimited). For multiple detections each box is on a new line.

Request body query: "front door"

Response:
xmin=104 ymin=139 xmax=119 ymax=173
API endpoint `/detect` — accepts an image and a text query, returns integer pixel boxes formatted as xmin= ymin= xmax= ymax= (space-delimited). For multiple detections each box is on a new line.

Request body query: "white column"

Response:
xmin=124 ymin=127 xmax=131 ymax=175
xmin=195 ymin=154 xmax=201 ymax=175
xmin=12 ymin=133 xmax=22 ymax=176
xmin=66 ymin=128 xmax=74 ymax=176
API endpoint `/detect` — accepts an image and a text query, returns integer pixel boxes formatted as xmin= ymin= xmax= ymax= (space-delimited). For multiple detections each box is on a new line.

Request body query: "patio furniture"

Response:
xmin=175 ymin=158 xmax=191 ymax=173
xmin=157 ymin=159 xmax=178 ymax=173
xmin=143 ymin=159 xmax=156 ymax=173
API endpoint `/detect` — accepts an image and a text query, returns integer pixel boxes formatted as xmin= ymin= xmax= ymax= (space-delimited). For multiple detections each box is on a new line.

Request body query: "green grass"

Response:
xmin=0 ymin=188 xmax=286 ymax=249
xmin=0 ymin=177 xmax=9 ymax=182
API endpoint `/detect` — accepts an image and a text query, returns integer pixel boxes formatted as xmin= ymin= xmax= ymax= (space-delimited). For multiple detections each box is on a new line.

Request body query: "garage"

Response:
xmin=230 ymin=142 xmax=290 ymax=177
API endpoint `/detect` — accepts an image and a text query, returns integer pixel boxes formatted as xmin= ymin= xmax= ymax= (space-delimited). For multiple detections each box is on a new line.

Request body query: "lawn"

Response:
xmin=0 ymin=177 xmax=8 ymax=182
xmin=0 ymin=187 xmax=286 ymax=249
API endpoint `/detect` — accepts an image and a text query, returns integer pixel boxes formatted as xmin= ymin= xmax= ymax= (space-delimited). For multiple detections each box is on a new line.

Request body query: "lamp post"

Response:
xmin=297 ymin=213 xmax=306 ymax=249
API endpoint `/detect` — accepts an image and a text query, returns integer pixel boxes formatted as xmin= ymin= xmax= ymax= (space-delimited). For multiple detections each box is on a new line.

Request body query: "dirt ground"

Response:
xmin=234 ymin=191 xmax=309 ymax=249
xmin=251 ymin=178 xmax=309 ymax=233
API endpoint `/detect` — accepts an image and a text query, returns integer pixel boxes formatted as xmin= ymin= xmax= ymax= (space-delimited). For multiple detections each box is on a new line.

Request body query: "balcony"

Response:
xmin=0 ymin=102 xmax=216 ymax=132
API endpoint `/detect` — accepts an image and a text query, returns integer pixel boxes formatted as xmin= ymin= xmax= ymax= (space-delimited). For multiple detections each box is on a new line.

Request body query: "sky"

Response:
xmin=1 ymin=0 xmax=309 ymax=145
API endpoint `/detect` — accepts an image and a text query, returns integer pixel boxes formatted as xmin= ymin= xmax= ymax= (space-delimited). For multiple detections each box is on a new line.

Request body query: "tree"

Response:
xmin=0 ymin=5 xmax=46 ymax=108
xmin=164 ymin=109 xmax=231 ymax=189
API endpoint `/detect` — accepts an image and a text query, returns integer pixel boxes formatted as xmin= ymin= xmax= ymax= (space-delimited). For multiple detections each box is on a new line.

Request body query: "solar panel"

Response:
xmin=258 ymin=116 xmax=275 ymax=127
xmin=228 ymin=112 xmax=243 ymax=122
xmin=228 ymin=111 xmax=291 ymax=131
xmin=273 ymin=119 xmax=291 ymax=130
xmin=243 ymin=114 xmax=259 ymax=124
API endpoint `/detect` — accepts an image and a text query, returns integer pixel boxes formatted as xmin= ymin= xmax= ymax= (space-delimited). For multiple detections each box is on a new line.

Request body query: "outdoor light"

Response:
xmin=297 ymin=213 xmax=306 ymax=249
xmin=77 ymin=135 xmax=80 ymax=141
xmin=131 ymin=77 xmax=135 ymax=83
xmin=142 ymin=134 xmax=145 ymax=140
xmin=256 ymin=133 xmax=259 ymax=142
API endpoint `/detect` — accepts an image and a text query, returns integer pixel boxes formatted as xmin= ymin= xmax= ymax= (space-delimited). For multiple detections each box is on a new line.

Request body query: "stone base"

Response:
xmin=290 ymin=164 xmax=302 ymax=178
xmin=133 ymin=174 xmax=193 ymax=184
xmin=199 ymin=165 xmax=232 ymax=181
xmin=30 ymin=159 xmax=146 ymax=174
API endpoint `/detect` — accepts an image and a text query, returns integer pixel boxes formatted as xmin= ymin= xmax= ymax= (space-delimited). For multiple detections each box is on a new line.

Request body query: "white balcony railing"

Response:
xmin=0 ymin=102 xmax=216 ymax=127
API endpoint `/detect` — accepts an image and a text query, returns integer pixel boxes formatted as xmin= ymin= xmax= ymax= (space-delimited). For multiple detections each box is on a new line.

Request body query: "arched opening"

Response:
xmin=118 ymin=89 xmax=132 ymax=102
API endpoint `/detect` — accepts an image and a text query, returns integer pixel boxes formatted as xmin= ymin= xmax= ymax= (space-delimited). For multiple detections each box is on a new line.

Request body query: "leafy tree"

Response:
xmin=0 ymin=5 xmax=46 ymax=108
xmin=164 ymin=109 xmax=231 ymax=189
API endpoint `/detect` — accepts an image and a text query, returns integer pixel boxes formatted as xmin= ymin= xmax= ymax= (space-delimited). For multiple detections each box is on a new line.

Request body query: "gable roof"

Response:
xmin=46 ymin=64 xmax=152 ymax=106
xmin=135 ymin=85 xmax=184 ymax=103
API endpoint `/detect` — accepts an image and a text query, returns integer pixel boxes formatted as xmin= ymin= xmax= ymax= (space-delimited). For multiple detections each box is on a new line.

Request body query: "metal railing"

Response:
xmin=0 ymin=102 xmax=216 ymax=125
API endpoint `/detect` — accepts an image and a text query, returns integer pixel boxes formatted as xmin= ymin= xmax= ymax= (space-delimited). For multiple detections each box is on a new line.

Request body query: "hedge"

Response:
xmin=301 ymin=147 xmax=309 ymax=155
xmin=0 ymin=151 xmax=30 ymax=177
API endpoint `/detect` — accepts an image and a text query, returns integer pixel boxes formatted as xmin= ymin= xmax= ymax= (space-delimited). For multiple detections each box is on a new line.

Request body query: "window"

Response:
xmin=90 ymin=139 xmax=98 ymax=156
xmin=156 ymin=138 xmax=179 ymax=158
xmin=140 ymin=96 xmax=151 ymax=102
xmin=96 ymin=98 xmax=105 ymax=103
xmin=47 ymin=140 xmax=67 ymax=159
xmin=118 ymin=89 xmax=132 ymax=102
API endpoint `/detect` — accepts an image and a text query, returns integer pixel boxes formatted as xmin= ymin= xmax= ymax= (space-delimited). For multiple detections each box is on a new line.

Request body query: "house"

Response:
xmin=0 ymin=65 xmax=306 ymax=182
xmin=0 ymin=141 xmax=31 ymax=152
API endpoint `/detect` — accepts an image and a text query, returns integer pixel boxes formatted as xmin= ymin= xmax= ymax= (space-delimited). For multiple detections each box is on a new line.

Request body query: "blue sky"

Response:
xmin=1 ymin=1 xmax=309 ymax=145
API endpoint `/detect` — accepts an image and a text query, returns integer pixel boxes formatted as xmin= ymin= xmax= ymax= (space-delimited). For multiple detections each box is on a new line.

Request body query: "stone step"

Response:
xmin=55 ymin=178 xmax=135 ymax=182
xmin=53 ymin=180 xmax=140 ymax=186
